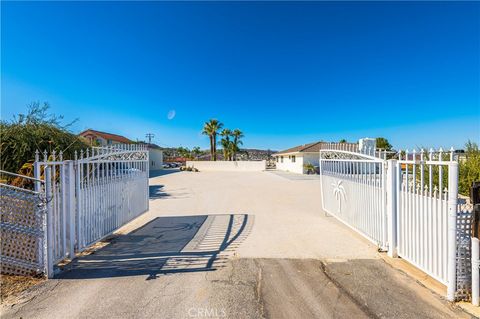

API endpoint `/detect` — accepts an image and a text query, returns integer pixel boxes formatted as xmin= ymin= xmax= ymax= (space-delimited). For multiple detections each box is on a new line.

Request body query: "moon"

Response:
xmin=167 ymin=110 xmax=176 ymax=120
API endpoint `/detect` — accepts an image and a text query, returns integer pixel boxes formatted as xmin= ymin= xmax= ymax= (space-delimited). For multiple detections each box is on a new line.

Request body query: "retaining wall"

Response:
xmin=186 ymin=161 xmax=266 ymax=171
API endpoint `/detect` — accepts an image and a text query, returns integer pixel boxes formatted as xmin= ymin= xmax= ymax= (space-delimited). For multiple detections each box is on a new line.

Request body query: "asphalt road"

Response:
xmin=1 ymin=170 xmax=471 ymax=318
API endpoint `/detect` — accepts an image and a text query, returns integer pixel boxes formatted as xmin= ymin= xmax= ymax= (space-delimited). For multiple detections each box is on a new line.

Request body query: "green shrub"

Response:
xmin=459 ymin=141 xmax=480 ymax=196
xmin=0 ymin=102 xmax=88 ymax=173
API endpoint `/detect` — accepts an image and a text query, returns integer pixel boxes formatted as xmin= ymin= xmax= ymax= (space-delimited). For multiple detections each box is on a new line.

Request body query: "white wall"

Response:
xmin=149 ymin=148 xmax=163 ymax=171
xmin=187 ymin=161 xmax=266 ymax=171
xmin=274 ymin=153 xmax=304 ymax=174
xmin=274 ymin=152 xmax=319 ymax=174
xmin=303 ymin=153 xmax=319 ymax=167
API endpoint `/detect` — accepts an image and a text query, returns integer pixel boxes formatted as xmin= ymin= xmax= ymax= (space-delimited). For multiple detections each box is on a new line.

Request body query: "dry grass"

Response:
xmin=1 ymin=274 xmax=44 ymax=303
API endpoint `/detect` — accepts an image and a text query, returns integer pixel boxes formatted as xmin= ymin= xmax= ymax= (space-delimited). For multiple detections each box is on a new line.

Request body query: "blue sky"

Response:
xmin=1 ymin=1 xmax=479 ymax=151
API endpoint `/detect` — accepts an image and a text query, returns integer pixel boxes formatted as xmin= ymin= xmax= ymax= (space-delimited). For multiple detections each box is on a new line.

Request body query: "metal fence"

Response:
xmin=396 ymin=149 xmax=457 ymax=288
xmin=75 ymin=145 xmax=149 ymax=251
xmin=319 ymin=146 xmax=474 ymax=303
xmin=320 ymin=150 xmax=387 ymax=249
xmin=1 ymin=144 xmax=149 ymax=278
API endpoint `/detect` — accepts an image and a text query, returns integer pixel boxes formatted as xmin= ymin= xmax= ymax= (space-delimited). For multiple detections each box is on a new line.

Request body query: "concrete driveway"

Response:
xmin=1 ymin=170 xmax=470 ymax=318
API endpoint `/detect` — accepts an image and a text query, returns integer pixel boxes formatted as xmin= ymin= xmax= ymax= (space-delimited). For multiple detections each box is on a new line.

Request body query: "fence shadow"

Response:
xmin=149 ymin=169 xmax=180 ymax=178
xmin=58 ymin=214 xmax=253 ymax=280
xmin=149 ymin=185 xmax=190 ymax=200
xmin=149 ymin=185 xmax=170 ymax=199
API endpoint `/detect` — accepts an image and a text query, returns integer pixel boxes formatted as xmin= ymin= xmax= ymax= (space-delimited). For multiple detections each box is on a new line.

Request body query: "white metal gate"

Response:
xmin=33 ymin=144 xmax=149 ymax=276
xmin=320 ymin=149 xmax=388 ymax=249
xmin=75 ymin=145 xmax=149 ymax=251
xmin=320 ymin=146 xmax=462 ymax=301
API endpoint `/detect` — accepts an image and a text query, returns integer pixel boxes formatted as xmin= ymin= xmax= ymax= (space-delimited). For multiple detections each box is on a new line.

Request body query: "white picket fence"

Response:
xmin=396 ymin=150 xmax=456 ymax=287
xmin=320 ymin=146 xmax=475 ymax=303
xmin=34 ymin=144 xmax=149 ymax=277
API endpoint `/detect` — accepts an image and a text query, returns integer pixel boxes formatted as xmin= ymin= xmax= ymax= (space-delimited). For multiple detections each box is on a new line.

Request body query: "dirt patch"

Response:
xmin=1 ymin=274 xmax=44 ymax=303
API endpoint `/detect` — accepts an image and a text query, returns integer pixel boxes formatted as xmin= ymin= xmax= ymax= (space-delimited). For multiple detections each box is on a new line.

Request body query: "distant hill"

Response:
xmin=162 ymin=147 xmax=277 ymax=161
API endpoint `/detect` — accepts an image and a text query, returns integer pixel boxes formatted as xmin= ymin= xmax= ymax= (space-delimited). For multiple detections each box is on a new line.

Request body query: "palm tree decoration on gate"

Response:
xmin=332 ymin=180 xmax=346 ymax=213
xmin=202 ymin=119 xmax=223 ymax=161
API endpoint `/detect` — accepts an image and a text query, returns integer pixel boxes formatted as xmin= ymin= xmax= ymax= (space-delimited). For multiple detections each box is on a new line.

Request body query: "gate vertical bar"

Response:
xmin=446 ymin=159 xmax=458 ymax=301
xmin=34 ymin=150 xmax=41 ymax=192
xmin=75 ymin=154 xmax=82 ymax=250
xmin=45 ymin=167 xmax=54 ymax=278
xmin=60 ymin=159 xmax=67 ymax=259
xmin=387 ymin=159 xmax=397 ymax=257
xmin=65 ymin=160 xmax=75 ymax=259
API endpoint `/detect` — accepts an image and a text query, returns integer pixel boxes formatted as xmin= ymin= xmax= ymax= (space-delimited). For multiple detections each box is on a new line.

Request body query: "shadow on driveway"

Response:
xmin=58 ymin=214 xmax=252 ymax=280
xmin=149 ymin=168 xmax=180 ymax=178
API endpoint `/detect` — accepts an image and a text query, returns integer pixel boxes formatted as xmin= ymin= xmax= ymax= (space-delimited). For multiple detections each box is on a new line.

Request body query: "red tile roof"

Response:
xmin=79 ymin=129 xmax=132 ymax=144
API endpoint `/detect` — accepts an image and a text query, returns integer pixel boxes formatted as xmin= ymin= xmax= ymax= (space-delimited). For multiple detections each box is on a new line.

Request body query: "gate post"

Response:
xmin=447 ymin=160 xmax=458 ymax=301
xmin=65 ymin=161 xmax=76 ymax=259
xmin=472 ymin=237 xmax=479 ymax=306
xmin=45 ymin=167 xmax=54 ymax=278
xmin=387 ymin=159 xmax=398 ymax=258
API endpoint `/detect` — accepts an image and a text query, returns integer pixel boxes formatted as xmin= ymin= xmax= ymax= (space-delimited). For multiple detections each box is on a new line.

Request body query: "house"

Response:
xmin=79 ymin=129 xmax=163 ymax=171
xmin=273 ymin=141 xmax=325 ymax=174
xmin=273 ymin=141 xmax=360 ymax=174
xmin=139 ymin=142 xmax=164 ymax=172
xmin=79 ymin=129 xmax=132 ymax=146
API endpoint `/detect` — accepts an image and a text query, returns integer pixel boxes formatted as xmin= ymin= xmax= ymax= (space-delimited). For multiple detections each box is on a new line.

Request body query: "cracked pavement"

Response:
xmin=1 ymin=170 xmax=471 ymax=318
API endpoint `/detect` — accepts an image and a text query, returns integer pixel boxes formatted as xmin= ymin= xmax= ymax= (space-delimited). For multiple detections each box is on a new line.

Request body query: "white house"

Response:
xmin=273 ymin=141 xmax=324 ymax=174
xmin=148 ymin=145 xmax=164 ymax=172
xmin=273 ymin=141 xmax=360 ymax=174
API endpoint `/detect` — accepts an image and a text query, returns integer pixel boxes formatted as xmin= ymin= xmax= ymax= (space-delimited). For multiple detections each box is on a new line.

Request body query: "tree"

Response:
xmin=202 ymin=119 xmax=223 ymax=161
xmin=0 ymin=102 xmax=88 ymax=173
xmin=376 ymin=137 xmax=392 ymax=151
xmin=339 ymin=139 xmax=347 ymax=143
xmin=220 ymin=129 xmax=233 ymax=160
xmin=177 ymin=147 xmax=192 ymax=159
xmin=459 ymin=141 xmax=480 ymax=196
xmin=191 ymin=146 xmax=202 ymax=159
xmin=231 ymin=129 xmax=244 ymax=160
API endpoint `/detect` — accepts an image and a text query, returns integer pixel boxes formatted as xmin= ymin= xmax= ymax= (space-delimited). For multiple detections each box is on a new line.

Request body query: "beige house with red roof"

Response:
xmin=79 ymin=129 xmax=164 ymax=172
xmin=79 ymin=129 xmax=133 ymax=146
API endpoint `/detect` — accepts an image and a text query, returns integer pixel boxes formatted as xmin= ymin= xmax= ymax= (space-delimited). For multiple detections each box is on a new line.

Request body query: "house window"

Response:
xmin=107 ymin=139 xmax=112 ymax=145
xmin=291 ymin=155 xmax=296 ymax=163
xmin=280 ymin=156 xmax=283 ymax=163
xmin=151 ymin=161 xmax=155 ymax=167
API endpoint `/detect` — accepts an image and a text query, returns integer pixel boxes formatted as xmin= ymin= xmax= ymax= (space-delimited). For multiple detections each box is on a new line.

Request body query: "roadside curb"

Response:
xmin=379 ymin=253 xmax=480 ymax=318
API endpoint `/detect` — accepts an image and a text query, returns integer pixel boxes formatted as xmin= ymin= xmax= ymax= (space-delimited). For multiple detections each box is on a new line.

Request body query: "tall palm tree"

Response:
xmin=220 ymin=129 xmax=232 ymax=160
xmin=202 ymin=119 xmax=223 ymax=161
xmin=231 ymin=129 xmax=244 ymax=161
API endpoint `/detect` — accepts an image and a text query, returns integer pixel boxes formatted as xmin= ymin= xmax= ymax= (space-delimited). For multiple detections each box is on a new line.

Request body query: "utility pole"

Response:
xmin=145 ymin=133 xmax=155 ymax=145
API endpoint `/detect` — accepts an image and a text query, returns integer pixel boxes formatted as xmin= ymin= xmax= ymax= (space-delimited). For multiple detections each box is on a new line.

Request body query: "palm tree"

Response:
xmin=191 ymin=146 xmax=202 ymax=160
xmin=220 ymin=129 xmax=232 ymax=160
xmin=202 ymin=119 xmax=223 ymax=161
xmin=231 ymin=129 xmax=244 ymax=161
